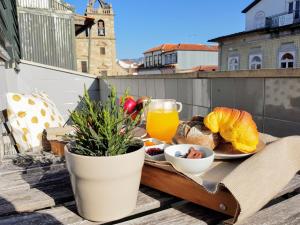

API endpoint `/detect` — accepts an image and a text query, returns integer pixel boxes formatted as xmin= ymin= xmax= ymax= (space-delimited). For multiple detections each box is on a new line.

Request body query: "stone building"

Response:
xmin=210 ymin=0 xmax=300 ymax=71
xmin=75 ymin=0 xmax=126 ymax=76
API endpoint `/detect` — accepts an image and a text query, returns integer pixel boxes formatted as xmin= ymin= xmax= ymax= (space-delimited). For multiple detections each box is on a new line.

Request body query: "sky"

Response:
xmin=66 ymin=0 xmax=253 ymax=59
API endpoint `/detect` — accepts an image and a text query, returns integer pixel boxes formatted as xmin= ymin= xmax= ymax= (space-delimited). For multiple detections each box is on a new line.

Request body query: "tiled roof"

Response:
xmin=144 ymin=43 xmax=218 ymax=54
xmin=191 ymin=65 xmax=218 ymax=72
xmin=209 ymin=22 xmax=300 ymax=42
xmin=242 ymin=0 xmax=261 ymax=13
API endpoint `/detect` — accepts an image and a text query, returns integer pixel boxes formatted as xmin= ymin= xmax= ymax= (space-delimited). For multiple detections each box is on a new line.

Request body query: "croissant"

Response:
xmin=204 ymin=107 xmax=259 ymax=153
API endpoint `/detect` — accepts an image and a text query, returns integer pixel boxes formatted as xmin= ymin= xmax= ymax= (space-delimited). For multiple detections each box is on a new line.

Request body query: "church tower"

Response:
xmin=75 ymin=0 xmax=118 ymax=76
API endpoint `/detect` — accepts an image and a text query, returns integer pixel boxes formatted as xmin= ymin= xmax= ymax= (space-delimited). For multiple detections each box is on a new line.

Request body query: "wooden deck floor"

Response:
xmin=0 ymin=157 xmax=299 ymax=225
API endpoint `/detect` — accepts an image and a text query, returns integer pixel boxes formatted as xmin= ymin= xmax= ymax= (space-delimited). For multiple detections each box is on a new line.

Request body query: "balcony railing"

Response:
xmin=17 ymin=0 xmax=74 ymax=11
xmin=266 ymin=11 xmax=299 ymax=28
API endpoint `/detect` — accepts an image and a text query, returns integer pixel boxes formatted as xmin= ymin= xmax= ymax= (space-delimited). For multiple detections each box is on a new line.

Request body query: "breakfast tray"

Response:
xmin=141 ymin=159 xmax=239 ymax=217
xmin=141 ymin=161 xmax=239 ymax=217
xmin=141 ymin=134 xmax=300 ymax=224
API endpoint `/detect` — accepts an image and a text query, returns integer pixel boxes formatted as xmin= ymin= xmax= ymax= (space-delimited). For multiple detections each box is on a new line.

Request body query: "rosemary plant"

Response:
xmin=69 ymin=86 xmax=143 ymax=157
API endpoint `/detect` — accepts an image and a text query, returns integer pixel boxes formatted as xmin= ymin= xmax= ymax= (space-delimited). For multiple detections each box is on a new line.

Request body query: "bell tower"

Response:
xmin=75 ymin=0 xmax=118 ymax=76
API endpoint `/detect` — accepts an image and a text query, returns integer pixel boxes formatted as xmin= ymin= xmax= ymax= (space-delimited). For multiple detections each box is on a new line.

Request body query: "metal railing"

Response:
xmin=266 ymin=11 xmax=299 ymax=28
xmin=17 ymin=0 xmax=74 ymax=11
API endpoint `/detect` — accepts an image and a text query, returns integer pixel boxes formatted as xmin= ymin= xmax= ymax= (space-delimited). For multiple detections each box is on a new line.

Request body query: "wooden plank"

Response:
xmin=116 ymin=202 xmax=228 ymax=225
xmin=0 ymin=183 xmax=73 ymax=216
xmin=238 ymin=194 xmax=300 ymax=225
xmin=141 ymin=165 xmax=238 ymax=216
xmin=0 ymin=169 xmax=69 ymax=194
xmin=0 ymin=186 xmax=180 ymax=225
xmin=0 ymin=160 xmax=65 ymax=177
xmin=0 ymin=205 xmax=93 ymax=225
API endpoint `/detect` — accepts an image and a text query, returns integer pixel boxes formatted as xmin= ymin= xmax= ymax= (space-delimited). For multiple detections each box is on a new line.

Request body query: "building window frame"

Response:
xmin=100 ymin=47 xmax=106 ymax=55
xmin=171 ymin=53 xmax=177 ymax=64
xmin=149 ymin=56 xmax=153 ymax=67
xmin=158 ymin=55 xmax=162 ymax=65
xmin=100 ymin=70 xmax=108 ymax=76
xmin=249 ymin=54 xmax=262 ymax=70
xmin=97 ymin=20 xmax=105 ymax=36
xmin=154 ymin=55 xmax=158 ymax=66
xmin=81 ymin=61 xmax=88 ymax=73
xmin=279 ymin=51 xmax=295 ymax=68
xmin=255 ymin=11 xmax=266 ymax=29
xmin=228 ymin=56 xmax=239 ymax=71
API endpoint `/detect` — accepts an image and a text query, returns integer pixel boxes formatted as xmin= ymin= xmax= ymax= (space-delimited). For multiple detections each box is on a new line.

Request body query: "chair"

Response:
xmin=0 ymin=110 xmax=18 ymax=162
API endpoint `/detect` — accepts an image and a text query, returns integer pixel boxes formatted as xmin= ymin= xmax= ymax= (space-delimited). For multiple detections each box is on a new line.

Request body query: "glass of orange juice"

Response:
xmin=146 ymin=99 xmax=182 ymax=143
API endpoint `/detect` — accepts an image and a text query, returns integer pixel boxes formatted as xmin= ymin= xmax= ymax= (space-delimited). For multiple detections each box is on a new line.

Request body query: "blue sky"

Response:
xmin=66 ymin=0 xmax=253 ymax=59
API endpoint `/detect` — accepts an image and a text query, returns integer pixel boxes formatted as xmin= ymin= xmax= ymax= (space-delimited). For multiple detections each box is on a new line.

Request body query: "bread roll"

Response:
xmin=174 ymin=117 xmax=219 ymax=149
xmin=204 ymin=107 xmax=259 ymax=153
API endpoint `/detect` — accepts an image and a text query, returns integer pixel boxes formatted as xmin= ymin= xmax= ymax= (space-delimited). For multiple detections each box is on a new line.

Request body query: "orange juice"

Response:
xmin=146 ymin=109 xmax=179 ymax=143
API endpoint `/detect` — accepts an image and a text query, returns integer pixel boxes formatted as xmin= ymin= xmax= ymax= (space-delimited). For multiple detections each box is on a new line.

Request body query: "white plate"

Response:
xmin=214 ymin=139 xmax=266 ymax=160
xmin=214 ymin=151 xmax=254 ymax=160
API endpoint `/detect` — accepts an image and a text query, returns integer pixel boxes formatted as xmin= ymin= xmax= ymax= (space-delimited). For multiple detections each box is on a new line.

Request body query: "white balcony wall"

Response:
xmin=0 ymin=61 xmax=99 ymax=120
xmin=176 ymin=51 xmax=218 ymax=70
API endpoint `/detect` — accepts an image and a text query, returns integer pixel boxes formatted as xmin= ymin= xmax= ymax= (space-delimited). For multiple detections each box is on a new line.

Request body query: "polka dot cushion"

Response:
xmin=6 ymin=92 xmax=65 ymax=153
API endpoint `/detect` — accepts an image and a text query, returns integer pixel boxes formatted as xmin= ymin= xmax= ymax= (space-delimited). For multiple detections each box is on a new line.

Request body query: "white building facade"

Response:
xmin=244 ymin=0 xmax=300 ymax=31
xmin=140 ymin=44 xmax=218 ymax=75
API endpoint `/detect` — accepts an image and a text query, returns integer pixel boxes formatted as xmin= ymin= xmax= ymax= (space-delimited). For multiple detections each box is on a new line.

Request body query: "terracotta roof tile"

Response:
xmin=191 ymin=65 xmax=218 ymax=72
xmin=144 ymin=43 xmax=218 ymax=54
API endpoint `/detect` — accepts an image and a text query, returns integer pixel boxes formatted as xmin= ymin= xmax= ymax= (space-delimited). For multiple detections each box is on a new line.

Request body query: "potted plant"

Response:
xmin=64 ymin=87 xmax=145 ymax=222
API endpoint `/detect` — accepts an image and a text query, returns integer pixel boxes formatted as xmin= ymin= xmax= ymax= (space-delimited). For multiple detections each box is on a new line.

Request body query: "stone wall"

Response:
xmin=100 ymin=69 xmax=300 ymax=137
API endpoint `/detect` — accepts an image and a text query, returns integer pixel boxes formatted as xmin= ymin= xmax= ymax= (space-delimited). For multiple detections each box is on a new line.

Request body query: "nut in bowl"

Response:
xmin=164 ymin=144 xmax=214 ymax=175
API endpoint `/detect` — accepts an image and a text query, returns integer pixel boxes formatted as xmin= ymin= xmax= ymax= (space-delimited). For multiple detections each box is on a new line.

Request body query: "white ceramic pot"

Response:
xmin=65 ymin=143 xmax=145 ymax=222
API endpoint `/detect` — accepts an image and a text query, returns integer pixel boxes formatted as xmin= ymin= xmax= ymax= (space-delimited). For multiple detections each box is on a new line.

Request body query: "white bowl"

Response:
xmin=144 ymin=138 xmax=169 ymax=161
xmin=164 ymin=144 xmax=214 ymax=175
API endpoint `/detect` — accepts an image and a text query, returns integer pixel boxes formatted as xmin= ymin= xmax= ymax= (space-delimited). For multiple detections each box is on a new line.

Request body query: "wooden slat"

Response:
xmin=0 ymin=169 xmax=69 ymax=194
xmin=0 ymin=160 xmax=65 ymax=177
xmin=0 ymin=186 xmax=180 ymax=225
xmin=238 ymin=194 xmax=300 ymax=225
xmin=0 ymin=183 xmax=73 ymax=216
xmin=116 ymin=202 xmax=228 ymax=225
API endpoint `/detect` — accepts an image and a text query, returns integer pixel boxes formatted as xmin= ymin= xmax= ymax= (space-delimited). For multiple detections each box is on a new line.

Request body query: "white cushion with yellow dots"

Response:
xmin=6 ymin=92 xmax=65 ymax=153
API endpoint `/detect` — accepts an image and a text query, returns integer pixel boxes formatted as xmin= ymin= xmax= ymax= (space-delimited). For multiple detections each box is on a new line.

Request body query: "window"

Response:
xmin=100 ymin=47 xmax=106 ymax=55
xmin=158 ymin=55 xmax=162 ymax=65
xmin=289 ymin=1 xmax=294 ymax=14
xmin=280 ymin=52 xmax=295 ymax=68
xmin=255 ymin=11 xmax=266 ymax=29
xmin=287 ymin=1 xmax=300 ymax=19
xmin=295 ymin=0 xmax=300 ymax=19
xmin=249 ymin=54 xmax=262 ymax=70
xmin=97 ymin=20 xmax=105 ymax=36
xmin=154 ymin=55 xmax=158 ymax=66
xmin=81 ymin=61 xmax=88 ymax=73
xmin=228 ymin=56 xmax=239 ymax=71
xmin=172 ymin=53 xmax=177 ymax=64
xmin=149 ymin=56 xmax=153 ymax=66
xmin=101 ymin=70 xmax=108 ymax=76
xmin=165 ymin=54 xmax=172 ymax=64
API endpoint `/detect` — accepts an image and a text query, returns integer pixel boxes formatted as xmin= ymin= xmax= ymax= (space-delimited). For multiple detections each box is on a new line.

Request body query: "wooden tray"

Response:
xmin=141 ymin=164 xmax=239 ymax=217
